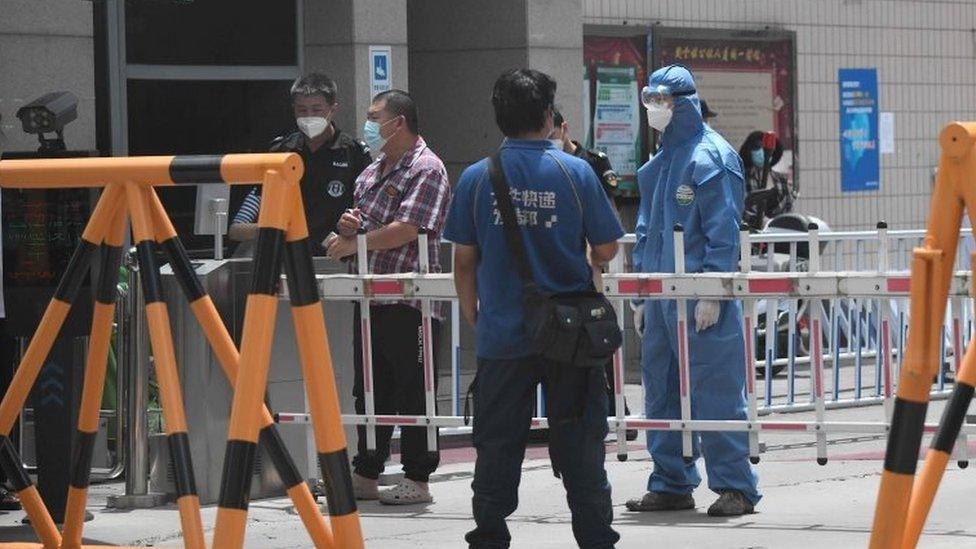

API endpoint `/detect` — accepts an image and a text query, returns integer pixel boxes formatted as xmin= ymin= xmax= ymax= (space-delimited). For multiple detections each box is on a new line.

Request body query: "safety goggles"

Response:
xmin=640 ymin=84 xmax=696 ymax=108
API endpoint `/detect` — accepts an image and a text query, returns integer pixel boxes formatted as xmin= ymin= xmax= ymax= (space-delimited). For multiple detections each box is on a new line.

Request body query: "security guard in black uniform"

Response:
xmin=229 ymin=73 xmax=371 ymax=253
xmin=550 ymin=108 xmax=619 ymax=204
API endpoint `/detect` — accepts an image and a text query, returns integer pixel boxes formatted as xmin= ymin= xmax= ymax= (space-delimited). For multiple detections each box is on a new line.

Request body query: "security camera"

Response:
xmin=16 ymin=91 xmax=78 ymax=152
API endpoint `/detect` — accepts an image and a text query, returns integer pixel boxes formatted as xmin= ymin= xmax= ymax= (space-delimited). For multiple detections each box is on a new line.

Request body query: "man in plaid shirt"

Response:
xmin=325 ymin=89 xmax=451 ymax=505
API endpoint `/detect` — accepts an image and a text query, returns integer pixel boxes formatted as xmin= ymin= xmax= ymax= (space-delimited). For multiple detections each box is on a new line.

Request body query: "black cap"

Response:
xmin=700 ymin=100 xmax=718 ymax=120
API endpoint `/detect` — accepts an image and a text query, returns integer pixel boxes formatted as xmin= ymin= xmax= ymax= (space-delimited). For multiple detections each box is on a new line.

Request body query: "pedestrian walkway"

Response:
xmin=1 ymin=397 xmax=974 ymax=548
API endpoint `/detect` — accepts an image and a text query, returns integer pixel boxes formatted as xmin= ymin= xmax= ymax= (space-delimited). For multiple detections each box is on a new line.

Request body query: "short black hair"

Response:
xmin=290 ymin=73 xmax=337 ymax=104
xmin=373 ymin=89 xmax=419 ymax=134
xmin=491 ymin=69 xmax=556 ymax=137
xmin=552 ymin=107 xmax=565 ymax=127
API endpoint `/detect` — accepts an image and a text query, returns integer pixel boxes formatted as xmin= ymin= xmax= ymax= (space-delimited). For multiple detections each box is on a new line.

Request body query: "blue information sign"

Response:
xmin=838 ymin=68 xmax=879 ymax=192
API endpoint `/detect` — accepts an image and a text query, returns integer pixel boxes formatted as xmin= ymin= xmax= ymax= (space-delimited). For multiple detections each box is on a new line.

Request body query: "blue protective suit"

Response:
xmin=633 ymin=65 xmax=761 ymax=504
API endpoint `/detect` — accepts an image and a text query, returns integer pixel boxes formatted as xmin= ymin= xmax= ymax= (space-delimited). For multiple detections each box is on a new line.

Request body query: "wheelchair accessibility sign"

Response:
xmin=370 ymin=46 xmax=392 ymax=96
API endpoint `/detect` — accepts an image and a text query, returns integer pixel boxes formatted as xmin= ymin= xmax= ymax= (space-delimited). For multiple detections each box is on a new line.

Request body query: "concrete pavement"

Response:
xmin=1 ymin=392 xmax=975 ymax=547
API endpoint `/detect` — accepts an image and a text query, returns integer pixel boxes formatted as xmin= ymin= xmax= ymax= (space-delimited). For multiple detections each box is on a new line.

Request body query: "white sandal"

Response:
xmin=378 ymin=479 xmax=433 ymax=505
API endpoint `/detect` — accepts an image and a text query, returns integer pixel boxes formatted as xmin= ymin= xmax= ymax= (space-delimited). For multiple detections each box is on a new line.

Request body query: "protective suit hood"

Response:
xmin=649 ymin=64 xmax=704 ymax=146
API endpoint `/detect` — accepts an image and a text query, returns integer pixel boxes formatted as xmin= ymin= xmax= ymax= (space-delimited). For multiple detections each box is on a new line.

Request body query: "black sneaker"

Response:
xmin=706 ymin=491 xmax=755 ymax=517
xmin=625 ymin=491 xmax=695 ymax=512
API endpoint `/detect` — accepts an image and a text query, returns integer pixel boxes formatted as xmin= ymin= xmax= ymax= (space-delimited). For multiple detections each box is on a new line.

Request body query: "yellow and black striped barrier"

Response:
xmin=62 ymin=186 xmax=128 ymax=548
xmin=127 ymin=183 xmax=206 ymax=548
xmin=0 ymin=153 xmax=361 ymax=549
xmin=870 ymin=123 xmax=976 ymax=548
xmin=282 ymin=194 xmax=362 ymax=548
xmin=0 ymin=182 xmax=123 ymax=548
xmin=145 ymin=190 xmax=336 ymax=548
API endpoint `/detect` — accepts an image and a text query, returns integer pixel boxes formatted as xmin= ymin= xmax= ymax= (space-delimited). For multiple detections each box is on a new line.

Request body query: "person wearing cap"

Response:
xmin=548 ymin=108 xmax=620 ymax=203
xmin=699 ymin=99 xmax=718 ymax=125
xmin=548 ymin=107 xmax=637 ymax=442
xmin=627 ymin=64 xmax=761 ymax=517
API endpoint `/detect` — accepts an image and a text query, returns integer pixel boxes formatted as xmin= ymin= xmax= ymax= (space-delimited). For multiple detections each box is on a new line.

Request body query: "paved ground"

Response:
xmin=1 ymin=384 xmax=974 ymax=548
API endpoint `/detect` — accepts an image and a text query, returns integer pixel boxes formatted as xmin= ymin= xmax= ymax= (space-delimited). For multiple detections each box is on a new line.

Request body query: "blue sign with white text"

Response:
xmin=838 ymin=68 xmax=879 ymax=192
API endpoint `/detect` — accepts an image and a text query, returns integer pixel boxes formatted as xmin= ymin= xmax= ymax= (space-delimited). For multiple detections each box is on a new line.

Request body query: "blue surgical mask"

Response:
xmin=363 ymin=120 xmax=387 ymax=152
xmin=750 ymin=148 xmax=765 ymax=167
xmin=364 ymin=117 xmax=400 ymax=153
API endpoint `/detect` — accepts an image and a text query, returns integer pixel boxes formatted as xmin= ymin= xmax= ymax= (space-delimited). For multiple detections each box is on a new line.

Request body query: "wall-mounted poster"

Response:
xmin=838 ymin=68 xmax=879 ymax=192
xmin=584 ymin=35 xmax=647 ymax=195
xmin=593 ymin=66 xmax=641 ymax=192
xmin=653 ymin=28 xmax=797 ymax=184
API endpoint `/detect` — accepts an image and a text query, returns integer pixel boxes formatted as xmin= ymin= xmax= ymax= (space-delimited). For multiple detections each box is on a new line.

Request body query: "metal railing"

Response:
xmin=117 ymin=224 xmax=973 ymax=497
xmin=270 ymin=224 xmax=972 ymax=465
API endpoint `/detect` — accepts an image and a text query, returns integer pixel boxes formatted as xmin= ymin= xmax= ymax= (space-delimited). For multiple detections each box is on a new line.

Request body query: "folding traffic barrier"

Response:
xmin=869 ymin=122 xmax=976 ymax=548
xmin=0 ymin=153 xmax=362 ymax=549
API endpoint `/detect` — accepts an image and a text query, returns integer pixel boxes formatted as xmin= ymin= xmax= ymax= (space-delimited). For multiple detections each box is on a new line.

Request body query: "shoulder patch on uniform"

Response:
xmin=269 ymin=131 xmax=303 ymax=152
xmin=355 ymin=138 xmax=370 ymax=156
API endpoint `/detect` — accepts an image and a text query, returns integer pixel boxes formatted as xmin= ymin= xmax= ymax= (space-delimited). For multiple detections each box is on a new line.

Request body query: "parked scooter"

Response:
xmin=740 ymin=131 xmax=822 ymax=377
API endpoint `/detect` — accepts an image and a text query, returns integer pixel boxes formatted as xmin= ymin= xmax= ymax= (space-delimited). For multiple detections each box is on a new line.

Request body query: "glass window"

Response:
xmin=126 ymin=0 xmax=298 ymax=66
xmin=127 ymin=79 xmax=294 ymax=155
xmin=127 ymin=79 xmax=296 ymax=253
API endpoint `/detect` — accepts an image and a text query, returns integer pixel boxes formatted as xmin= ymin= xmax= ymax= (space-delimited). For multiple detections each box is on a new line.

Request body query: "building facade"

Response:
xmin=3 ymin=0 xmax=975 ymax=237
xmin=583 ymin=0 xmax=976 ymax=231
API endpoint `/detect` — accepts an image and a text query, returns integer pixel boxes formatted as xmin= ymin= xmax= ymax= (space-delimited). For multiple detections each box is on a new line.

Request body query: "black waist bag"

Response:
xmin=489 ymin=152 xmax=622 ymax=368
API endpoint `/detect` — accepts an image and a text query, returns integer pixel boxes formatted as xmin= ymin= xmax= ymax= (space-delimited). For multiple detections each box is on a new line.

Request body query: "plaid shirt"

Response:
xmin=354 ymin=136 xmax=451 ymax=316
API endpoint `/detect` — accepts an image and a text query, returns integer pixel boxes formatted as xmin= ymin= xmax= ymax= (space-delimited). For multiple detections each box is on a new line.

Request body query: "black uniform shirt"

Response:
xmin=570 ymin=140 xmax=618 ymax=201
xmin=233 ymin=127 xmax=371 ymax=249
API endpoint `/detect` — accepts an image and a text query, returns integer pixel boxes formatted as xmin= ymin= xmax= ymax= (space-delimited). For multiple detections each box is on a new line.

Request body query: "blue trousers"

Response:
xmin=465 ymin=357 xmax=620 ymax=549
xmin=641 ymin=299 xmax=761 ymax=505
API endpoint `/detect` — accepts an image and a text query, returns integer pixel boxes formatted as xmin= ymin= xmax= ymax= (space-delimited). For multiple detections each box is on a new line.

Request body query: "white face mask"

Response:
xmin=297 ymin=116 xmax=329 ymax=139
xmin=646 ymin=104 xmax=673 ymax=132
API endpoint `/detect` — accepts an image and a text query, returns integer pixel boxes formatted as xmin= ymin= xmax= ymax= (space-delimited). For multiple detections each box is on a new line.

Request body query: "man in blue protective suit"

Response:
xmin=625 ymin=64 xmax=761 ymax=517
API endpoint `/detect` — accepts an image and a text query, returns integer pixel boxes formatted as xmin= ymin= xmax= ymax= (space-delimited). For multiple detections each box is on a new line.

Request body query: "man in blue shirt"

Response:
xmin=444 ymin=69 xmax=623 ymax=549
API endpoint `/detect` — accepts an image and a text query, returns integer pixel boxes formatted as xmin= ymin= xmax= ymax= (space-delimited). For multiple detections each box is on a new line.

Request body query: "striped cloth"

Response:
xmin=232 ymin=188 xmax=261 ymax=224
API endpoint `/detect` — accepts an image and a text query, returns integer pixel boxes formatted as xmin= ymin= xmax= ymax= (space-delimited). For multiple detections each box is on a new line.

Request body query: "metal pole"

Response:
xmin=211 ymin=197 xmax=227 ymax=261
xmin=417 ymin=231 xmax=437 ymax=454
xmin=740 ymin=223 xmax=760 ymax=463
xmin=107 ymin=249 xmax=166 ymax=508
xmin=673 ymin=224 xmax=693 ymax=458
xmin=608 ymin=249 xmax=627 ymax=461
xmin=356 ymin=229 xmax=377 ymax=451
xmin=808 ymin=223 xmax=828 ymax=465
